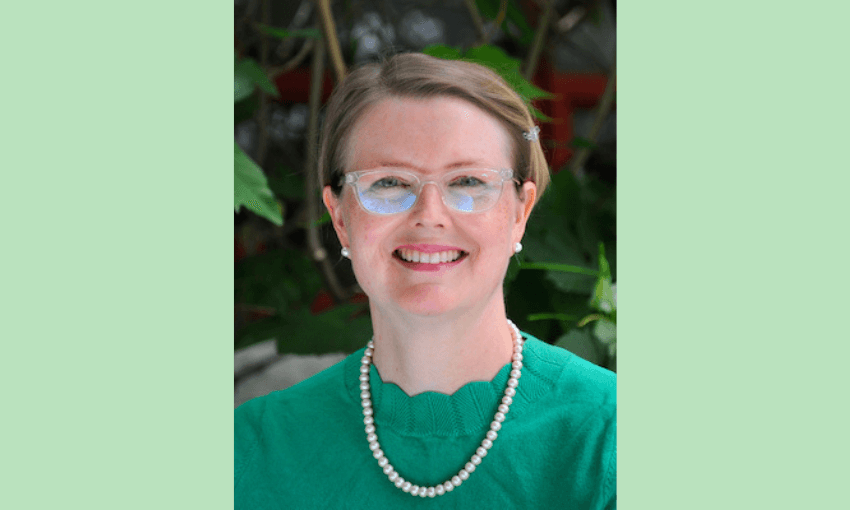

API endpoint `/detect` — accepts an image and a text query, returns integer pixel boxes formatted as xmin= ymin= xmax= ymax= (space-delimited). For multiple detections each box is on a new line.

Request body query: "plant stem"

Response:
xmin=269 ymin=38 xmax=314 ymax=78
xmin=527 ymin=313 xmax=579 ymax=322
xmin=577 ymin=314 xmax=603 ymax=327
xmin=523 ymin=0 xmax=555 ymax=81
xmin=236 ymin=0 xmax=260 ymax=54
xmin=485 ymin=0 xmax=509 ymax=44
xmin=256 ymin=0 xmax=272 ymax=168
xmin=463 ymin=0 xmax=487 ymax=45
xmin=316 ymin=0 xmax=346 ymax=83
xmin=555 ymin=5 xmax=586 ymax=33
xmin=567 ymin=60 xmax=616 ymax=176
xmin=304 ymin=35 xmax=349 ymax=302
xmin=519 ymin=262 xmax=599 ymax=276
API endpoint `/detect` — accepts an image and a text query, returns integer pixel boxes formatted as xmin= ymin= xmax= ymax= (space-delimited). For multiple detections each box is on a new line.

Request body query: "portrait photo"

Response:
xmin=234 ymin=1 xmax=616 ymax=507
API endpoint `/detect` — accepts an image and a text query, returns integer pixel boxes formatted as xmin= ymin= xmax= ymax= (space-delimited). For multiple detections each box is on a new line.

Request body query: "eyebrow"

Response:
xmin=374 ymin=160 xmax=490 ymax=170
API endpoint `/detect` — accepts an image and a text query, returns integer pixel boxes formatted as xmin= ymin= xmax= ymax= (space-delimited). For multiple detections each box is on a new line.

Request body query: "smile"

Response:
xmin=393 ymin=249 xmax=466 ymax=264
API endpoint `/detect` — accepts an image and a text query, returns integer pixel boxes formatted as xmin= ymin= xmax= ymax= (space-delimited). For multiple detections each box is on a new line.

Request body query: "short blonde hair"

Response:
xmin=318 ymin=53 xmax=549 ymax=204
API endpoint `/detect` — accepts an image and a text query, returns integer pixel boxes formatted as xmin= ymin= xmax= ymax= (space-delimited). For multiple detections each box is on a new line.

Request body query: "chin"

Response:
xmin=392 ymin=287 xmax=463 ymax=317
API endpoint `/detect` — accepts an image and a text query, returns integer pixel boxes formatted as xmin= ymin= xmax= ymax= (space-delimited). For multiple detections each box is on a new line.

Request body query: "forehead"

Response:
xmin=346 ymin=96 xmax=512 ymax=173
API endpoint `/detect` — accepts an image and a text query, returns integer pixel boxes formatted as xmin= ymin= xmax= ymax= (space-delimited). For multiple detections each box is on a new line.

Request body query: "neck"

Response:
xmin=369 ymin=300 xmax=515 ymax=396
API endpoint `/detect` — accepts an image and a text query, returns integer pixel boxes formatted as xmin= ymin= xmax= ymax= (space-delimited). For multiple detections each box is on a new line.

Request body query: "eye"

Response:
xmin=371 ymin=177 xmax=407 ymax=189
xmin=449 ymin=176 xmax=486 ymax=188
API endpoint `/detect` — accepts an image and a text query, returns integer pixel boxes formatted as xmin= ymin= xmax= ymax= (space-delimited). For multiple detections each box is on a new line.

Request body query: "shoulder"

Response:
xmin=235 ymin=349 xmax=359 ymax=427
xmin=517 ymin=332 xmax=616 ymax=447
xmin=234 ymin=350 xmax=361 ymax=484
xmin=521 ymin=333 xmax=616 ymax=407
xmin=517 ymin=333 xmax=616 ymax=507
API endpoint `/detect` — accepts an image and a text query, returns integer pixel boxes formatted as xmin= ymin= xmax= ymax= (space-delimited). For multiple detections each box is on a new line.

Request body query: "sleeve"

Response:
xmin=601 ymin=411 xmax=616 ymax=510
xmin=234 ymin=399 xmax=265 ymax=500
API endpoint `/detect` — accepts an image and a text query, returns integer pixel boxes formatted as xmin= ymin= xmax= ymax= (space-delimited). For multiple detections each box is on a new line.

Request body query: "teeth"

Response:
xmin=397 ymin=249 xmax=463 ymax=264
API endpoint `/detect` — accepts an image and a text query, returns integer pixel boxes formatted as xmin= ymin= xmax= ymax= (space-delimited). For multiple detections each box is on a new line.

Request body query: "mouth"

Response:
xmin=393 ymin=248 xmax=468 ymax=268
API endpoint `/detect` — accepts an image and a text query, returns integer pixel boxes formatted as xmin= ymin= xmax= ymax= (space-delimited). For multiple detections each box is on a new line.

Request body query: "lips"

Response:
xmin=392 ymin=244 xmax=468 ymax=269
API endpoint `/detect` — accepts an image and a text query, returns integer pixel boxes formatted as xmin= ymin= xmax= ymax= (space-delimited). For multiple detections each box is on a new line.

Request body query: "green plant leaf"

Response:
xmin=421 ymin=44 xmax=463 ymax=60
xmin=527 ymin=313 xmax=579 ymax=322
xmin=474 ymin=0 xmax=534 ymax=46
xmin=597 ymin=242 xmax=612 ymax=280
xmin=519 ymin=262 xmax=598 ymax=277
xmin=593 ymin=318 xmax=616 ymax=344
xmin=586 ymin=244 xmax=615 ymax=315
xmin=504 ymin=267 xmax=561 ymax=341
xmin=555 ymin=328 xmax=605 ymax=366
xmin=503 ymin=0 xmax=535 ymax=45
xmin=522 ymin=169 xmax=612 ymax=294
xmin=530 ymin=105 xmax=553 ymax=122
xmin=234 ymin=315 xmax=287 ymax=350
xmin=590 ymin=275 xmax=615 ymax=314
xmin=535 ymin=160 xmax=584 ymax=220
xmin=235 ymin=56 xmax=279 ymax=98
xmin=236 ymin=249 xmax=322 ymax=311
xmin=521 ymin=226 xmax=597 ymax=294
xmin=258 ymin=25 xmax=322 ymax=40
xmin=235 ymin=73 xmax=254 ymax=102
xmin=235 ymin=92 xmax=260 ymax=122
xmin=421 ymin=44 xmax=552 ymax=121
xmin=465 ymin=45 xmax=521 ymax=74
xmin=234 ymin=142 xmax=283 ymax=226
xmin=267 ymin=167 xmax=306 ymax=201
xmin=475 ymin=0 xmax=500 ymax=19
xmin=571 ymin=137 xmax=598 ymax=149
xmin=235 ymin=302 xmax=372 ymax=354
xmin=275 ymin=305 xmax=374 ymax=354
xmin=510 ymin=74 xmax=555 ymax=100
xmin=314 ymin=210 xmax=331 ymax=226
xmin=577 ymin=313 xmax=603 ymax=328
xmin=611 ymin=283 xmax=617 ymax=310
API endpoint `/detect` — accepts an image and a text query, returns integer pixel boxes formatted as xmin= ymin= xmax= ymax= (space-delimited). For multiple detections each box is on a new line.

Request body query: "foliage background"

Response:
xmin=234 ymin=0 xmax=617 ymax=371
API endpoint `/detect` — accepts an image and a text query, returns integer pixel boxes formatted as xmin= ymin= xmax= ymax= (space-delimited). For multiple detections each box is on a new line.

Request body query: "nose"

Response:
xmin=409 ymin=182 xmax=450 ymax=228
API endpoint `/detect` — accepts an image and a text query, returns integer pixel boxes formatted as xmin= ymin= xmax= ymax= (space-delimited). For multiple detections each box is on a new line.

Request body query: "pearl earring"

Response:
xmin=514 ymin=242 xmax=523 ymax=254
xmin=341 ymin=247 xmax=351 ymax=259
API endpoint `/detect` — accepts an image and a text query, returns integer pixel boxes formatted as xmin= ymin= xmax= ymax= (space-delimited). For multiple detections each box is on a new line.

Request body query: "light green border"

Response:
xmin=4 ymin=2 xmax=232 ymax=508
xmin=6 ymin=1 xmax=850 ymax=508
xmin=620 ymin=1 xmax=850 ymax=508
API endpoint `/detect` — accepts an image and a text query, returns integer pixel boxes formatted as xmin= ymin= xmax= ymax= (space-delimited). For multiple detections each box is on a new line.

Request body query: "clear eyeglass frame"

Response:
xmin=342 ymin=168 xmax=516 ymax=215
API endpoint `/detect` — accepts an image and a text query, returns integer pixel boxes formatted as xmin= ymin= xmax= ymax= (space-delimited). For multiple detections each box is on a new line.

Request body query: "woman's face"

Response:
xmin=323 ymin=96 xmax=536 ymax=317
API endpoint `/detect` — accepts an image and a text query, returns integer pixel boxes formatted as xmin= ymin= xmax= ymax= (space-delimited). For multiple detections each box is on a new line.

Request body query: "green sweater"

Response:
xmin=235 ymin=334 xmax=616 ymax=509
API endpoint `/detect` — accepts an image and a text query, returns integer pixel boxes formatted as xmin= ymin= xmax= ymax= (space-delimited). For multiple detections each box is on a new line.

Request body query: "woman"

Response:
xmin=235 ymin=53 xmax=616 ymax=508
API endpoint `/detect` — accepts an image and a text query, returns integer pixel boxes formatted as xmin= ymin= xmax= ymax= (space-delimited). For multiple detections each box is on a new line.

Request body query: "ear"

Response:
xmin=512 ymin=181 xmax=537 ymax=243
xmin=322 ymin=186 xmax=350 ymax=249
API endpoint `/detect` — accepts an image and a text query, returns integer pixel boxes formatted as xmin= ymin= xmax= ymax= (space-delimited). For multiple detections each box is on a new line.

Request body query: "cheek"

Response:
xmin=362 ymin=232 xmax=379 ymax=245
xmin=341 ymin=197 xmax=373 ymax=245
xmin=486 ymin=202 xmax=517 ymax=240
xmin=345 ymin=209 xmax=393 ymax=254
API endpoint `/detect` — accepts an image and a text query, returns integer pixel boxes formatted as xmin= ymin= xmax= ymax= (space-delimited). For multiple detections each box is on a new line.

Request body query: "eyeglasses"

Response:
xmin=343 ymin=168 xmax=515 ymax=215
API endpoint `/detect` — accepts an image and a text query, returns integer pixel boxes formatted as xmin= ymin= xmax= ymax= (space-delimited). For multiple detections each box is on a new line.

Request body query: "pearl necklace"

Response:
xmin=359 ymin=319 xmax=524 ymax=498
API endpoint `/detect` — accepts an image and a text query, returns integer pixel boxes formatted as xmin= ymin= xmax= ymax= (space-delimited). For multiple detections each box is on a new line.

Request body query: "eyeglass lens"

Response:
xmin=353 ymin=169 xmax=507 ymax=214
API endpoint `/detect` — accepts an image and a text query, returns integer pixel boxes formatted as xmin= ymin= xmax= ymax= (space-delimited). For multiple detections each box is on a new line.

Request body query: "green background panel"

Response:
xmin=620 ymin=1 xmax=850 ymax=508
xmin=2 ymin=2 xmax=232 ymax=508
xmin=3 ymin=1 xmax=849 ymax=508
